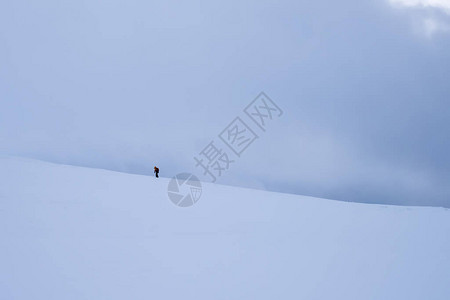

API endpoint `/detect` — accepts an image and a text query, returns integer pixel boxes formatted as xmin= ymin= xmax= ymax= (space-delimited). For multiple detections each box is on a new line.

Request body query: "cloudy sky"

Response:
xmin=1 ymin=0 xmax=449 ymax=207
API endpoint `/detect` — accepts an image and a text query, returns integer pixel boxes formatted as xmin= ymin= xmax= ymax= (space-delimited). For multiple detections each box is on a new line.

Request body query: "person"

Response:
xmin=154 ymin=166 xmax=159 ymax=178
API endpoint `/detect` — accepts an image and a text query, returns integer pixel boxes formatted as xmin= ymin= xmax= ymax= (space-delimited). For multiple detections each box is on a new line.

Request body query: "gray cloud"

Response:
xmin=389 ymin=0 xmax=450 ymax=36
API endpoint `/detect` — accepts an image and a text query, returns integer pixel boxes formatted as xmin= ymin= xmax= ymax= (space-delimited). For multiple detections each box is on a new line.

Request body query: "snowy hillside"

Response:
xmin=1 ymin=156 xmax=449 ymax=300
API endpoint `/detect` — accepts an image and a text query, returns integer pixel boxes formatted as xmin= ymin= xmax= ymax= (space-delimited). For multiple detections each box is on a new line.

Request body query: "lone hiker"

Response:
xmin=154 ymin=166 xmax=159 ymax=178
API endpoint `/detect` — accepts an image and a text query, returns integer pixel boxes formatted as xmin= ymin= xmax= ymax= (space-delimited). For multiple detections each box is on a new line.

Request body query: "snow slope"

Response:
xmin=1 ymin=156 xmax=449 ymax=300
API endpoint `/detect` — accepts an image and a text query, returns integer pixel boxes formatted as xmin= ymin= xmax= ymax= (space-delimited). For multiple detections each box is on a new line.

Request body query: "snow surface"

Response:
xmin=1 ymin=156 xmax=449 ymax=300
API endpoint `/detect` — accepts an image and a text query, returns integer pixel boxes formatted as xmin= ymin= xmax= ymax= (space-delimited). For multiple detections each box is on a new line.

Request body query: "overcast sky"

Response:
xmin=1 ymin=0 xmax=449 ymax=207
